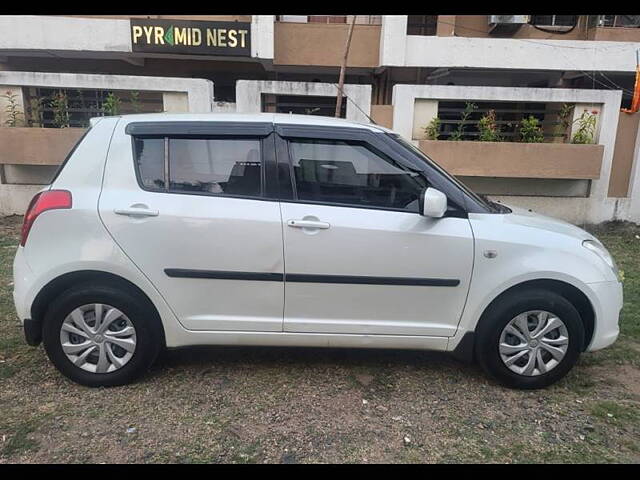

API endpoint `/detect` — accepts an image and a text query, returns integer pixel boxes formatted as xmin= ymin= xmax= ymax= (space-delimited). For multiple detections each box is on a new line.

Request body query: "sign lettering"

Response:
xmin=131 ymin=19 xmax=251 ymax=56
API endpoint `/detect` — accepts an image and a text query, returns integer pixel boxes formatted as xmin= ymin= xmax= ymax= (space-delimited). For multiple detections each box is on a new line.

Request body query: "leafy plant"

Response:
xmin=129 ymin=91 xmax=142 ymax=113
xmin=2 ymin=90 xmax=24 ymax=127
xmin=28 ymin=97 xmax=44 ymax=127
xmin=50 ymin=91 xmax=70 ymax=128
xmin=571 ymin=110 xmax=597 ymax=144
xmin=518 ymin=116 xmax=544 ymax=143
xmin=449 ymin=102 xmax=477 ymax=141
xmin=103 ymin=92 xmax=121 ymax=116
xmin=424 ymin=117 xmax=441 ymax=140
xmin=555 ymin=103 xmax=574 ymax=142
xmin=477 ymin=109 xmax=502 ymax=142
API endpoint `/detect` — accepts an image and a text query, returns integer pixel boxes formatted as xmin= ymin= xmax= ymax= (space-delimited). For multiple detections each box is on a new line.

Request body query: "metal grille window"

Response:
xmin=24 ymin=88 xmax=163 ymax=128
xmin=407 ymin=15 xmax=438 ymax=36
xmin=276 ymin=15 xmax=381 ymax=25
xmin=436 ymin=101 xmax=569 ymax=142
xmin=531 ymin=15 xmax=578 ymax=27
xmin=262 ymin=94 xmax=346 ymax=118
xmin=597 ymin=15 xmax=640 ymax=27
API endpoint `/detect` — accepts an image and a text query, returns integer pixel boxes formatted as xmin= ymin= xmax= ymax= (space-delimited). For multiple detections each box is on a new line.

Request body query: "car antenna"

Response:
xmin=332 ymin=83 xmax=380 ymax=127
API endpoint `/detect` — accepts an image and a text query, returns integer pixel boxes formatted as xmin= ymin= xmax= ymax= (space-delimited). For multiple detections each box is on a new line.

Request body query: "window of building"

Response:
xmin=407 ymin=15 xmax=438 ymax=36
xmin=262 ymin=94 xmax=346 ymax=118
xmin=436 ymin=101 xmax=564 ymax=142
xmin=134 ymin=137 xmax=263 ymax=198
xmin=597 ymin=15 xmax=640 ymax=28
xmin=276 ymin=15 xmax=381 ymax=25
xmin=288 ymin=139 xmax=428 ymax=211
xmin=24 ymin=88 xmax=163 ymax=128
xmin=530 ymin=15 xmax=578 ymax=27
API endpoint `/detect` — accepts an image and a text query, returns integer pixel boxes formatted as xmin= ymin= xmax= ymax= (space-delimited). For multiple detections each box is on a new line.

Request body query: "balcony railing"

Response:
xmin=596 ymin=15 xmax=640 ymax=28
xmin=276 ymin=15 xmax=381 ymax=25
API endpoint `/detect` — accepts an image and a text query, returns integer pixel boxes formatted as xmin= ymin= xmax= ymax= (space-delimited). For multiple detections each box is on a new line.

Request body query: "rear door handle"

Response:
xmin=287 ymin=219 xmax=330 ymax=229
xmin=114 ymin=207 xmax=159 ymax=217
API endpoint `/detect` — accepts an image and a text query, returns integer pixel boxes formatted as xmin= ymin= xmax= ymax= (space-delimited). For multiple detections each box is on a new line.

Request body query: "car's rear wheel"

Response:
xmin=42 ymin=283 xmax=162 ymax=387
xmin=475 ymin=289 xmax=585 ymax=389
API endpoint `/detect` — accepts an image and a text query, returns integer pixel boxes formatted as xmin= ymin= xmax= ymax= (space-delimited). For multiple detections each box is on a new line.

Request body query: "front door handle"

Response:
xmin=287 ymin=219 xmax=330 ymax=229
xmin=114 ymin=207 xmax=159 ymax=217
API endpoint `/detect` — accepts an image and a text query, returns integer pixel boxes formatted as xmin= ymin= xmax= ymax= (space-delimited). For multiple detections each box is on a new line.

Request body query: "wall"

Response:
xmin=235 ymin=80 xmax=372 ymax=124
xmin=392 ymin=84 xmax=630 ymax=224
xmin=0 ymin=71 xmax=214 ymax=113
xmin=274 ymin=22 xmax=380 ymax=68
xmin=609 ymin=112 xmax=640 ymax=197
xmin=589 ymin=27 xmax=640 ymax=42
xmin=370 ymin=105 xmax=393 ymax=129
xmin=0 ymin=71 xmax=215 ymax=215
xmin=378 ymin=17 xmax=640 ymax=73
xmin=0 ymin=15 xmax=275 ymax=61
xmin=418 ymin=140 xmax=603 ymax=179
xmin=66 ymin=15 xmax=252 ymax=22
xmin=452 ymin=15 xmax=589 ymax=40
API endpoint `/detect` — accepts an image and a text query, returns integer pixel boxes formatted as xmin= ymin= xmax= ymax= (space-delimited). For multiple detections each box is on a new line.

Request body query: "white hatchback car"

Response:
xmin=13 ymin=113 xmax=622 ymax=389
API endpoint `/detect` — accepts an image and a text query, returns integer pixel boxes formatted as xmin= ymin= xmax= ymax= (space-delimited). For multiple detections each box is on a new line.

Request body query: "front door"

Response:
xmin=279 ymin=134 xmax=474 ymax=337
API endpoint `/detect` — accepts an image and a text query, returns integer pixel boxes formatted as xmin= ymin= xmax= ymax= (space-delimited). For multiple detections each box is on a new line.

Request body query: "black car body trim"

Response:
xmin=165 ymin=269 xmax=460 ymax=287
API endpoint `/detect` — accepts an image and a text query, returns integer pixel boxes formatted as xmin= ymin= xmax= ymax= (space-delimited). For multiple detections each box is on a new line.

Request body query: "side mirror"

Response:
xmin=421 ymin=187 xmax=448 ymax=218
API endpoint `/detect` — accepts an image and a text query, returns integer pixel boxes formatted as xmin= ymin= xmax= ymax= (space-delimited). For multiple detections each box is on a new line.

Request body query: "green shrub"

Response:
xmin=571 ymin=110 xmax=597 ymax=144
xmin=50 ymin=91 xmax=70 ymax=128
xmin=449 ymin=102 xmax=477 ymax=141
xmin=103 ymin=92 xmax=121 ymax=116
xmin=2 ymin=91 xmax=24 ymax=127
xmin=477 ymin=109 xmax=502 ymax=142
xmin=518 ymin=116 xmax=544 ymax=143
xmin=424 ymin=117 xmax=441 ymax=140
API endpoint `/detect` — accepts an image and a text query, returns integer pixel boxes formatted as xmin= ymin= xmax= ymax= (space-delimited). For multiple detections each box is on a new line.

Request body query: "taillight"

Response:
xmin=20 ymin=190 xmax=72 ymax=247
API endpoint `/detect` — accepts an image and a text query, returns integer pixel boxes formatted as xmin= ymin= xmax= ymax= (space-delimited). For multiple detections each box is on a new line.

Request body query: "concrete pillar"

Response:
xmin=162 ymin=92 xmax=189 ymax=113
xmin=412 ymin=99 xmax=439 ymax=140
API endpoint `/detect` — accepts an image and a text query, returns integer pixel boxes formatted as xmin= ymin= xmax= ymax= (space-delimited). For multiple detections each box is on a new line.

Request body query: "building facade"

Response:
xmin=0 ymin=15 xmax=639 ymax=224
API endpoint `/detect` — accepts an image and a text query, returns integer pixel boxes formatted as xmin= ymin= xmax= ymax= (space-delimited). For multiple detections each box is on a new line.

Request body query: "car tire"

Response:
xmin=475 ymin=289 xmax=585 ymax=390
xmin=42 ymin=282 xmax=163 ymax=387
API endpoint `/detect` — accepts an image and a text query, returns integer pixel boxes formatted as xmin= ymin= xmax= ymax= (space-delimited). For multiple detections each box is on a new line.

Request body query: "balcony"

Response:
xmin=274 ymin=16 xmax=381 ymax=68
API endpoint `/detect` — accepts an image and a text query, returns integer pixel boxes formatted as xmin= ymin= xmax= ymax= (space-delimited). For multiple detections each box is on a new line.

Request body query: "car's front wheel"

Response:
xmin=42 ymin=282 xmax=162 ymax=387
xmin=475 ymin=289 xmax=585 ymax=389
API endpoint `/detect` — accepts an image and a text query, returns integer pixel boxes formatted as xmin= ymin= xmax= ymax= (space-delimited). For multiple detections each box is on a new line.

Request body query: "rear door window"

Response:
xmin=133 ymin=137 xmax=263 ymax=198
xmin=169 ymin=138 xmax=261 ymax=196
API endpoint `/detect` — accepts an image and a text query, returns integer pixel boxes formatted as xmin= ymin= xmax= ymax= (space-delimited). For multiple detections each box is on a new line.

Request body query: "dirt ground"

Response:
xmin=0 ymin=215 xmax=639 ymax=463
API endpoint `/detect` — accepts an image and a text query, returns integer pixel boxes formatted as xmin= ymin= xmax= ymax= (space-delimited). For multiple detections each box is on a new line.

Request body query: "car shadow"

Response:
xmin=151 ymin=344 xmax=483 ymax=378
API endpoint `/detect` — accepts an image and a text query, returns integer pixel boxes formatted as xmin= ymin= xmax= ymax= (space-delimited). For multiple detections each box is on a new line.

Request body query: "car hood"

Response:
xmin=498 ymin=204 xmax=597 ymax=242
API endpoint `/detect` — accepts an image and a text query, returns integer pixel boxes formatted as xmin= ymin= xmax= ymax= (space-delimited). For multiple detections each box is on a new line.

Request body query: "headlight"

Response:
xmin=582 ymin=239 xmax=620 ymax=280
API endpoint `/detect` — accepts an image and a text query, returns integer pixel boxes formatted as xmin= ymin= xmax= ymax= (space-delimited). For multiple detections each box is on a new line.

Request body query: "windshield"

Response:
xmin=387 ymin=133 xmax=509 ymax=213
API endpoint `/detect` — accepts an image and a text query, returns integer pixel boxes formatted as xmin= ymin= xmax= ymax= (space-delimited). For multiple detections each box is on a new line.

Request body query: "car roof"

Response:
xmin=99 ymin=112 xmax=393 ymax=134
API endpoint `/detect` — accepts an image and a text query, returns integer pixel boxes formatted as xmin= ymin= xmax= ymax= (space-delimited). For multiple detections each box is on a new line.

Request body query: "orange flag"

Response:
xmin=622 ymin=61 xmax=640 ymax=114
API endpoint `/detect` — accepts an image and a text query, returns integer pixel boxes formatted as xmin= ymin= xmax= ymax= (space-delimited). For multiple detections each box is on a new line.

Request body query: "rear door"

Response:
xmin=99 ymin=120 xmax=285 ymax=332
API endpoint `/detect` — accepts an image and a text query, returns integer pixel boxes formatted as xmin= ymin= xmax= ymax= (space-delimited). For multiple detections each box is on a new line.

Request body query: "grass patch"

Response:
xmin=587 ymin=221 xmax=640 ymax=341
xmin=589 ymin=401 xmax=640 ymax=424
xmin=1 ymin=420 xmax=40 ymax=457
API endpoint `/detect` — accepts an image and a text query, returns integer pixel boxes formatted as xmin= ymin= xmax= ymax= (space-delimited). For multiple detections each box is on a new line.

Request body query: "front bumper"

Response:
xmin=586 ymin=280 xmax=623 ymax=352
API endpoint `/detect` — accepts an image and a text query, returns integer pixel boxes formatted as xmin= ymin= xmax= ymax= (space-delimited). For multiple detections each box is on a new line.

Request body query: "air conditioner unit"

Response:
xmin=488 ymin=15 xmax=530 ymax=35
